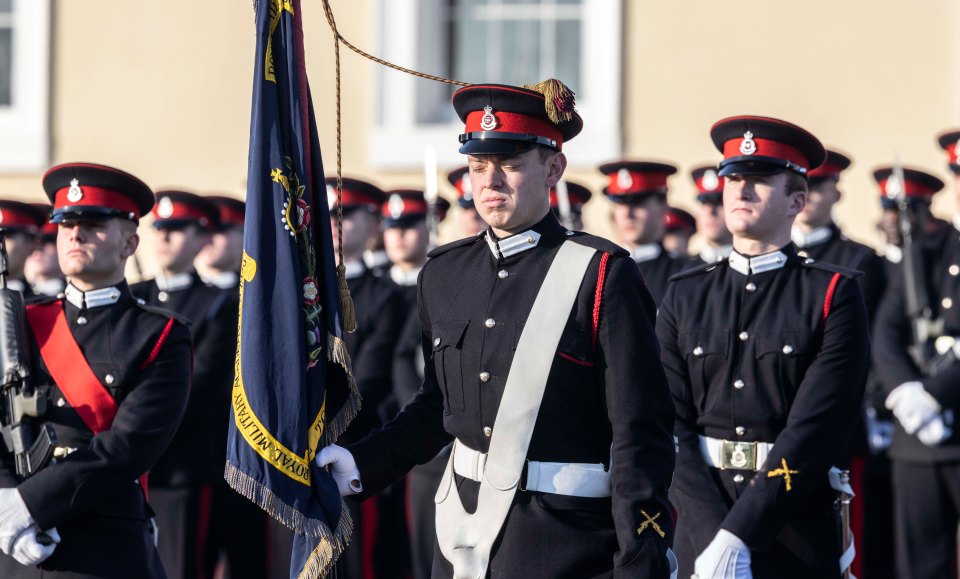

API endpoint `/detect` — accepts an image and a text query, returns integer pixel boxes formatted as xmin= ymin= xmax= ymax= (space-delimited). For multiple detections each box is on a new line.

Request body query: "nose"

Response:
xmin=479 ymin=165 xmax=503 ymax=191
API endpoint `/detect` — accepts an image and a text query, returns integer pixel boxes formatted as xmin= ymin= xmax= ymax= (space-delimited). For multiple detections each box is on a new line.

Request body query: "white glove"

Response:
xmin=0 ymin=489 xmax=35 ymax=555
xmin=11 ymin=525 xmax=59 ymax=566
xmin=694 ymin=529 xmax=752 ymax=579
xmin=917 ymin=413 xmax=952 ymax=446
xmin=885 ymin=382 xmax=941 ymax=435
xmin=866 ymin=408 xmax=894 ymax=453
xmin=315 ymin=444 xmax=363 ymax=497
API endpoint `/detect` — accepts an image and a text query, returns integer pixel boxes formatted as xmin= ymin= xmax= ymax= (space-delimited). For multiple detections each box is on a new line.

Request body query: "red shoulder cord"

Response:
xmin=591 ymin=252 xmax=611 ymax=351
xmin=822 ymin=273 xmax=842 ymax=324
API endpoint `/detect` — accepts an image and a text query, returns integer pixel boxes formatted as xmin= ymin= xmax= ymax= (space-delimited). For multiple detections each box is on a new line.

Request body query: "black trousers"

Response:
xmin=209 ymin=481 xmax=269 ymax=579
xmin=893 ymin=460 xmax=960 ymax=579
xmin=152 ymin=485 xmax=215 ymax=579
xmin=408 ymin=449 xmax=449 ymax=579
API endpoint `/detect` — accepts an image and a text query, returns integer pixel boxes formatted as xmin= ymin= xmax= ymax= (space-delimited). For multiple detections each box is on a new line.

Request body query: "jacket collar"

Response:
xmin=484 ymin=212 xmax=569 ymax=260
xmin=728 ymin=246 xmax=793 ymax=276
xmin=390 ymin=265 xmax=422 ymax=287
xmin=791 ymin=224 xmax=834 ymax=248
xmin=626 ymin=243 xmax=663 ymax=264
xmin=699 ymin=244 xmax=733 ymax=264
xmin=155 ymin=271 xmax=195 ymax=292
xmin=64 ymin=281 xmax=127 ymax=309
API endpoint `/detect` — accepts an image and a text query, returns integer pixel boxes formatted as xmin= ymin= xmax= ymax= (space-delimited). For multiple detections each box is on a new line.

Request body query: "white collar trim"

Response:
xmin=885 ymin=244 xmax=903 ymax=264
xmin=699 ymin=244 xmax=733 ymax=264
xmin=627 ymin=243 xmax=663 ymax=263
xmin=390 ymin=265 xmax=422 ymax=287
xmin=64 ymin=283 xmax=122 ymax=309
xmin=363 ymin=249 xmax=391 ymax=270
xmin=5 ymin=279 xmax=25 ymax=293
xmin=32 ymin=278 xmax=65 ymax=297
xmin=486 ymin=229 xmax=541 ymax=259
xmin=728 ymin=249 xmax=789 ymax=276
xmin=791 ymin=226 xmax=833 ymax=248
xmin=203 ymin=271 xmax=239 ymax=289
xmin=344 ymin=261 xmax=366 ymax=280
xmin=155 ymin=272 xmax=193 ymax=292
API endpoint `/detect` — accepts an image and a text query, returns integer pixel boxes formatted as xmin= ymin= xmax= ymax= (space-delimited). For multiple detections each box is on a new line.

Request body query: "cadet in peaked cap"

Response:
xmin=447 ymin=166 xmax=486 ymax=237
xmin=0 ymin=200 xmax=45 ymax=296
xmin=659 ymin=115 xmax=869 ymax=579
xmin=548 ymin=180 xmax=591 ymax=231
xmin=874 ymin=167 xmax=947 ymax=265
xmin=663 ymin=206 xmax=696 ymax=259
xmin=320 ymin=79 xmax=677 ymax=578
xmin=197 ymin=196 xmax=245 ymax=291
xmin=381 ymin=189 xmax=450 ymax=297
xmin=25 ymin=203 xmax=65 ymax=297
xmin=328 ymin=177 xmax=391 ymax=275
xmin=690 ymin=165 xmax=733 ymax=265
xmin=0 ymin=163 xmax=190 ymax=578
xmin=937 ymin=129 xmax=960 ymax=175
xmin=598 ymin=160 xmax=684 ymax=305
xmin=131 ymin=188 xmax=237 ymax=579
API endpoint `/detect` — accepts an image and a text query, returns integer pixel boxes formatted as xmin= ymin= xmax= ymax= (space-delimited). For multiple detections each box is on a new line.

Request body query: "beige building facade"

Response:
xmin=1 ymin=0 xmax=958 ymax=259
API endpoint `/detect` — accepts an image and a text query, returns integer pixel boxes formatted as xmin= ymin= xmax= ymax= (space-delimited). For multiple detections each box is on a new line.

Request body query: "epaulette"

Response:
xmin=566 ymin=231 xmax=629 ymax=257
xmin=669 ymin=259 xmax=723 ymax=282
xmin=800 ymin=257 xmax=862 ymax=279
xmin=135 ymin=301 xmax=192 ymax=326
xmin=427 ymin=233 xmax=484 ymax=259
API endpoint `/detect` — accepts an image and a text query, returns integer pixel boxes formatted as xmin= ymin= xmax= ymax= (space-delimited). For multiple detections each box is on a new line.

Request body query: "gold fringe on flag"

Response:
xmin=322 ymin=332 xmax=361 ymax=447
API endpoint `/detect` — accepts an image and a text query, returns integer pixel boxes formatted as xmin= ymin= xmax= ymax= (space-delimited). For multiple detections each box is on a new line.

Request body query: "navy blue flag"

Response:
xmin=224 ymin=0 xmax=358 ymax=576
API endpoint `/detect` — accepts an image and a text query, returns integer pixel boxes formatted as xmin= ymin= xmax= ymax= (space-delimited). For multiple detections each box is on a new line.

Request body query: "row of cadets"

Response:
xmin=25 ymin=204 xmax=66 ymax=297
xmin=599 ymin=160 xmax=686 ymax=305
xmin=130 ymin=191 xmax=240 ymax=579
xmin=662 ymin=206 xmax=696 ymax=259
xmin=0 ymin=201 xmax=51 ymax=297
xmin=870 ymin=130 xmax=960 ymax=579
xmin=0 ymin=162 xmax=193 ymax=577
xmin=689 ymin=165 xmax=733 ymax=265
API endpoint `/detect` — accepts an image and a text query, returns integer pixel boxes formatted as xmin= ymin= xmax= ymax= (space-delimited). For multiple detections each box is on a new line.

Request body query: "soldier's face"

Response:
xmin=331 ymin=210 xmax=377 ymax=260
xmin=196 ymin=226 xmax=243 ymax=272
xmin=458 ymin=206 xmax=486 ymax=237
xmin=57 ymin=219 xmax=138 ymax=285
xmin=25 ymin=241 xmax=62 ymax=282
xmin=662 ymin=231 xmax=690 ymax=256
xmin=2 ymin=231 xmax=38 ymax=279
xmin=724 ymin=173 xmax=805 ymax=242
xmin=797 ymin=178 xmax=840 ymax=228
xmin=153 ymin=225 xmax=210 ymax=274
xmin=466 ymin=148 xmax=564 ymax=236
xmin=611 ymin=197 xmax=666 ymax=245
xmin=383 ymin=221 xmax=428 ymax=266
xmin=696 ymin=202 xmax=731 ymax=246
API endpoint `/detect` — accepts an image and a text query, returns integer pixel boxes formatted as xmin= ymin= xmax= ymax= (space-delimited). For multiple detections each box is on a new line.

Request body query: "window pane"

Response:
xmin=0 ymin=0 xmax=11 ymax=14
xmin=0 ymin=28 xmax=11 ymax=106
xmin=501 ymin=19 xmax=540 ymax=86
xmin=555 ymin=19 xmax=580 ymax=95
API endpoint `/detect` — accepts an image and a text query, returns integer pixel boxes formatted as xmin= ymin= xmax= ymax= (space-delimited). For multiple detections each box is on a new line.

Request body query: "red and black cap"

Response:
xmin=936 ymin=130 xmax=960 ymax=174
xmin=206 ymin=195 xmax=245 ymax=230
xmin=0 ymin=201 xmax=45 ymax=233
xmin=325 ymin=177 xmax=385 ymax=214
xmin=447 ymin=167 xmax=475 ymax=209
xmin=549 ymin=181 xmax=592 ymax=214
xmin=381 ymin=190 xmax=450 ymax=227
xmin=690 ymin=165 xmax=724 ymax=204
xmin=42 ymin=162 xmax=154 ymax=223
xmin=452 ymin=80 xmax=583 ymax=155
xmin=152 ymin=190 xmax=220 ymax=231
xmin=598 ymin=161 xmax=677 ymax=202
xmin=807 ymin=149 xmax=852 ymax=181
xmin=873 ymin=167 xmax=944 ymax=209
xmin=710 ymin=116 xmax=826 ymax=177
xmin=30 ymin=203 xmax=57 ymax=241
xmin=664 ymin=207 xmax=696 ymax=234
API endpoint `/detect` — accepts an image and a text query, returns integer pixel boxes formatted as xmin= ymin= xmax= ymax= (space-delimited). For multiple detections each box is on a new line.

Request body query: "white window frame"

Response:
xmin=369 ymin=0 xmax=622 ymax=170
xmin=0 ymin=0 xmax=51 ymax=172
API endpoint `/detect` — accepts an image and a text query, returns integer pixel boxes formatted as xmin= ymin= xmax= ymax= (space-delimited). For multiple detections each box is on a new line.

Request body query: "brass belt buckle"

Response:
xmin=721 ymin=440 xmax=757 ymax=470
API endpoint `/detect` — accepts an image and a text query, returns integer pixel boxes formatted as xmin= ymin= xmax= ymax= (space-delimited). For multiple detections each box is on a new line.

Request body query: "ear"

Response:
xmin=545 ymin=151 xmax=567 ymax=188
xmin=788 ymin=190 xmax=807 ymax=217
xmin=121 ymin=232 xmax=140 ymax=259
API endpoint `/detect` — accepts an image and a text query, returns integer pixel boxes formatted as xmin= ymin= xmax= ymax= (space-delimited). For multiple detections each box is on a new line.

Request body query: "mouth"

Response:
xmin=481 ymin=195 xmax=508 ymax=209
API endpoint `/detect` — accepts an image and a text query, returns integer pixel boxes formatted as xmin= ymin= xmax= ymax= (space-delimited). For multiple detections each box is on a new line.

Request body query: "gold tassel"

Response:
xmin=337 ymin=263 xmax=357 ymax=333
xmin=522 ymin=78 xmax=576 ymax=124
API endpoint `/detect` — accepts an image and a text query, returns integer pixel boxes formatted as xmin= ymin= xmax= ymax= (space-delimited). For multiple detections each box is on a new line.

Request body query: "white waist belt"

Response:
xmin=699 ymin=435 xmax=774 ymax=471
xmin=452 ymin=440 xmax=611 ymax=498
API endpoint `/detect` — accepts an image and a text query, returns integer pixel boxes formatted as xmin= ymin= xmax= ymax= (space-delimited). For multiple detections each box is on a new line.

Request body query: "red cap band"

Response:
xmin=153 ymin=202 xmax=211 ymax=222
xmin=723 ymin=137 xmax=809 ymax=170
xmin=218 ymin=205 xmax=245 ymax=226
xmin=878 ymin=178 xmax=937 ymax=198
xmin=465 ymin=111 xmax=564 ymax=149
xmin=808 ymin=162 xmax=844 ymax=179
xmin=606 ymin=171 xmax=669 ymax=195
xmin=946 ymin=142 xmax=959 ymax=166
xmin=55 ymin=186 xmax=142 ymax=218
xmin=383 ymin=197 xmax=429 ymax=218
xmin=0 ymin=210 xmax=39 ymax=229
xmin=695 ymin=177 xmax=723 ymax=193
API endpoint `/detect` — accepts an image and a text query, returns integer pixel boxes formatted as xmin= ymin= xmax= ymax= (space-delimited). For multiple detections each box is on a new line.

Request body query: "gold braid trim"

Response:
xmin=521 ymin=78 xmax=576 ymax=124
xmin=322 ymin=333 xmax=361 ymax=447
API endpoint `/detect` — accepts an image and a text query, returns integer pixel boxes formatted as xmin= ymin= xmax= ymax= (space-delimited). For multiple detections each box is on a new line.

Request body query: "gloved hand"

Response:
xmin=885 ymin=381 xmax=941 ymax=435
xmin=917 ymin=413 xmax=952 ymax=446
xmin=866 ymin=408 xmax=894 ymax=453
xmin=11 ymin=526 xmax=59 ymax=566
xmin=693 ymin=529 xmax=752 ymax=579
xmin=315 ymin=445 xmax=363 ymax=497
xmin=0 ymin=489 xmax=35 ymax=555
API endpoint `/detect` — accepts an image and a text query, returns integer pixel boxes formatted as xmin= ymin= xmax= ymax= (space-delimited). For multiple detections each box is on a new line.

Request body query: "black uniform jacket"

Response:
xmin=0 ymin=282 xmax=191 ymax=578
xmin=132 ymin=273 xmax=236 ymax=487
xmin=634 ymin=247 xmax=684 ymax=306
xmin=339 ymin=266 xmax=407 ymax=442
xmin=873 ymin=222 xmax=960 ymax=463
xmin=657 ymin=246 xmax=869 ymax=576
xmin=350 ymin=213 xmax=676 ymax=578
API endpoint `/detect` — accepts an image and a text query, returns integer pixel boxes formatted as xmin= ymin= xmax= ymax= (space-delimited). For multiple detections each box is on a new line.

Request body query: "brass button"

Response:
xmin=943 ymin=298 xmax=953 ymax=310
xmin=483 ymin=426 xmax=493 ymax=437
xmin=735 ymin=426 xmax=746 ymax=436
xmin=782 ymin=345 xmax=794 ymax=355
xmin=77 ymin=316 xmax=88 ymax=326
xmin=733 ymin=474 xmax=745 ymax=483
xmin=498 ymin=270 xmax=509 ymax=279
xmin=804 ymin=258 xmax=815 ymax=265
xmin=479 ymin=372 xmax=491 ymax=382
xmin=158 ymin=291 xmax=169 ymax=302
xmin=526 ymin=236 xmax=535 ymax=244
xmin=693 ymin=346 xmax=704 ymax=357
xmin=797 ymin=250 xmax=808 ymax=258
xmin=739 ymin=331 xmax=749 ymax=341
xmin=105 ymin=374 xmax=115 ymax=385
xmin=56 ymin=397 xmax=65 ymax=408
xmin=950 ymin=265 xmax=960 ymax=277
xmin=484 ymin=318 xmax=496 ymax=329
xmin=745 ymin=283 xmax=757 ymax=292
xmin=733 ymin=379 xmax=745 ymax=390
xmin=433 ymin=337 xmax=441 ymax=347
